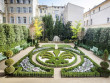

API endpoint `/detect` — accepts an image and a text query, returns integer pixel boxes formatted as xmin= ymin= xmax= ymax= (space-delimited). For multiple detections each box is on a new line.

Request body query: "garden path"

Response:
xmin=0 ymin=47 xmax=34 ymax=71
xmin=78 ymin=47 xmax=110 ymax=70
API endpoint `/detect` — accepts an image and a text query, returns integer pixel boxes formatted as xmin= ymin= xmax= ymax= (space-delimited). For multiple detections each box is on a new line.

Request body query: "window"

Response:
xmin=91 ymin=19 xmax=92 ymax=25
xmin=10 ymin=0 xmax=14 ymax=3
xmin=10 ymin=7 xmax=14 ymax=13
xmin=29 ymin=7 xmax=32 ymax=13
xmin=3 ymin=17 xmax=6 ymax=23
xmin=28 ymin=0 xmax=31 ymax=4
xmin=17 ymin=17 xmax=22 ymax=24
xmin=99 ymin=7 xmax=100 ymax=11
xmin=23 ymin=7 xmax=26 ymax=13
xmin=17 ymin=7 xmax=20 ymax=13
xmin=10 ymin=17 xmax=14 ymax=23
xmin=16 ymin=0 xmax=20 ymax=3
xmin=107 ymin=18 xmax=109 ymax=23
xmin=23 ymin=17 xmax=26 ymax=23
xmin=23 ymin=0 xmax=26 ymax=4
xmin=93 ymin=10 xmax=95 ymax=14
xmin=40 ymin=9 xmax=42 ymax=13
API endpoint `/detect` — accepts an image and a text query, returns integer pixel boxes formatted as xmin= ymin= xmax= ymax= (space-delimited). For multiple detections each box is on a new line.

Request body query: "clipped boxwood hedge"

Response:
xmin=12 ymin=48 xmax=54 ymax=77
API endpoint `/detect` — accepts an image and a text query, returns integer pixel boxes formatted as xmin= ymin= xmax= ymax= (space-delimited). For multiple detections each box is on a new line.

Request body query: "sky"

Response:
xmin=38 ymin=0 xmax=105 ymax=12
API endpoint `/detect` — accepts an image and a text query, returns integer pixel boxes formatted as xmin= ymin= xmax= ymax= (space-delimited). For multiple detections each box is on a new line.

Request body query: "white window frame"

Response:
xmin=29 ymin=7 xmax=32 ymax=13
xmin=10 ymin=17 xmax=14 ymax=23
xmin=17 ymin=17 xmax=22 ymax=24
xmin=23 ymin=17 xmax=27 ymax=24
xmin=10 ymin=7 xmax=14 ymax=13
xmin=17 ymin=7 xmax=20 ymax=13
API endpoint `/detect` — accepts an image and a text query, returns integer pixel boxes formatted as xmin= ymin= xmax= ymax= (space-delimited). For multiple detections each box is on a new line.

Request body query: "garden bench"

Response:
xmin=0 ymin=52 xmax=7 ymax=61
xmin=90 ymin=46 xmax=98 ymax=52
xmin=15 ymin=45 xmax=23 ymax=51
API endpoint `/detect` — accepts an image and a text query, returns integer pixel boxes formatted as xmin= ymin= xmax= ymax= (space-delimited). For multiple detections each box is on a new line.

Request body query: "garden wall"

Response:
xmin=0 ymin=24 xmax=29 ymax=52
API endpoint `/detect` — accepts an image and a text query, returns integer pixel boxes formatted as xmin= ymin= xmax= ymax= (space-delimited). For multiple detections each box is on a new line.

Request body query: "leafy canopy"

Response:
xmin=71 ymin=21 xmax=82 ymax=39
xmin=34 ymin=19 xmax=43 ymax=39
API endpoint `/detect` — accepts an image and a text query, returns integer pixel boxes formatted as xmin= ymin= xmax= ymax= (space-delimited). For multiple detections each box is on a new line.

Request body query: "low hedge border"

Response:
xmin=11 ymin=48 xmax=54 ymax=77
xmin=61 ymin=55 xmax=101 ymax=77
xmin=36 ymin=48 xmax=77 ymax=67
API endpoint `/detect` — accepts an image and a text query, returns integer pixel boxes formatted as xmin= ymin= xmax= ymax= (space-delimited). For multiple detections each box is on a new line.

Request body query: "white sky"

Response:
xmin=39 ymin=0 xmax=106 ymax=12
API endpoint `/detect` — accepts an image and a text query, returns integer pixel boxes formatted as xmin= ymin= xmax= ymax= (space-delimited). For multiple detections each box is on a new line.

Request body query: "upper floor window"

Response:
xmin=17 ymin=17 xmax=22 ymax=24
xmin=17 ymin=7 xmax=20 ymax=13
xmin=99 ymin=7 xmax=101 ymax=11
xmin=28 ymin=0 xmax=31 ymax=4
xmin=23 ymin=17 xmax=26 ymax=23
xmin=10 ymin=17 xmax=14 ymax=23
xmin=40 ymin=9 xmax=42 ymax=13
xmin=29 ymin=7 xmax=32 ymax=13
xmin=93 ymin=10 xmax=95 ymax=14
xmin=10 ymin=7 xmax=14 ymax=13
xmin=23 ymin=7 xmax=26 ymax=13
xmin=107 ymin=18 xmax=110 ymax=23
xmin=23 ymin=0 xmax=26 ymax=4
xmin=16 ymin=0 xmax=20 ymax=3
xmin=10 ymin=0 xmax=14 ymax=3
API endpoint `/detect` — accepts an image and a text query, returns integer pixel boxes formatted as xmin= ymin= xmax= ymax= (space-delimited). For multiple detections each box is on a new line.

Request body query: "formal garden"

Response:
xmin=0 ymin=16 xmax=110 ymax=78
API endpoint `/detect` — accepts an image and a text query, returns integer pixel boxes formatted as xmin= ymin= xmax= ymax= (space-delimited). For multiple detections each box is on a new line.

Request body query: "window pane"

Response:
xmin=23 ymin=17 xmax=26 ymax=23
xmin=29 ymin=7 xmax=32 ymax=13
xmin=23 ymin=7 xmax=26 ymax=13
xmin=17 ymin=7 xmax=20 ymax=13
xmin=10 ymin=0 xmax=14 ymax=3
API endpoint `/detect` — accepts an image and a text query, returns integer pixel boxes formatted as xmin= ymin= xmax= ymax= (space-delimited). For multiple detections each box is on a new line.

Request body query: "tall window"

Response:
xmin=17 ymin=17 xmax=22 ymax=23
xmin=107 ymin=18 xmax=109 ymax=23
xmin=91 ymin=19 xmax=92 ymax=25
xmin=16 ymin=0 xmax=20 ymax=3
xmin=28 ymin=0 xmax=31 ymax=4
xmin=23 ymin=7 xmax=26 ymax=13
xmin=3 ymin=17 xmax=6 ymax=23
xmin=10 ymin=17 xmax=14 ymax=23
xmin=40 ymin=9 xmax=42 ymax=13
xmin=10 ymin=0 xmax=14 ymax=3
xmin=17 ymin=7 xmax=20 ymax=13
xmin=29 ymin=7 xmax=32 ymax=13
xmin=99 ymin=7 xmax=101 ymax=11
xmin=23 ymin=17 xmax=26 ymax=23
xmin=23 ymin=0 xmax=26 ymax=4
xmin=10 ymin=7 xmax=14 ymax=13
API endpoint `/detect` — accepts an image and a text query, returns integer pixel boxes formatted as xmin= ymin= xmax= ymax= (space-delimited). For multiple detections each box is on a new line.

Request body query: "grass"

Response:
xmin=41 ymin=44 xmax=55 ymax=48
xmin=58 ymin=44 xmax=71 ymax=48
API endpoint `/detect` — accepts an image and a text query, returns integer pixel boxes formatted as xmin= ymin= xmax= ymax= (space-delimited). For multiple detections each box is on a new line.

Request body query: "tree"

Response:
xmin=42 ymin=15 xmax=54 ymax=41
xmin=70 ymin=21 xmax=82 ymax=47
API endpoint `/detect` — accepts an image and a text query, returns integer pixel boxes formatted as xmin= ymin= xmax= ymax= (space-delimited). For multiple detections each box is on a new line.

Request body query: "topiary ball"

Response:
xmin=5 ymin=66 xmax=15 ymax=74
xmin=5 ymin=59 xmax=14 ymax=66
xmin=100 ymin=61 xmax=109 ymax=70
xmin=5 ymin=50 xmax=13 ymax=58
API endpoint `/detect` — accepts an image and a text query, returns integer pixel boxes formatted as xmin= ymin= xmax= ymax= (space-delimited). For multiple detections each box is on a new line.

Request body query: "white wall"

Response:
xmin=84 ymin=1 xmax=110 ymax=28
xmin=63 ymin=3 xmax=84 ymax=25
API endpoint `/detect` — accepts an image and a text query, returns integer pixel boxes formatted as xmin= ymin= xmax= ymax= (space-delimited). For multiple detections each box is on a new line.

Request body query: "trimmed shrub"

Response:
xmin=5 ymin=50 xmax=13 ymax=58
xmin=5 ymin=66 xmax=15 ymax=74
xmin=45 ymin=38 xmax=48 ymax=42
xmin=22 ymin=26 xmax=29 ymax=40
xmin=103 ymin=49 xmax=109 ymax=61
xmin=5 ymin=59 xmax=14 ymax=66
xmin=100 ymin=61 xmax=109 ymax=70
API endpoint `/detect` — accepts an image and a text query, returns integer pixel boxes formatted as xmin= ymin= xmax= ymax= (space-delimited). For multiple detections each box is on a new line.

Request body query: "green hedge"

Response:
xmin=0 ymin=24 xmax=29 ymax=52
xmin=12 ymin=48 xmax=54 ymax=77
xmin=36 ymin=48 xmax=77 ymax=67
xmin=61 ymin=55 xmax=101 ymax=77
xmin=83 ymin=27 xmax=110 ymax=51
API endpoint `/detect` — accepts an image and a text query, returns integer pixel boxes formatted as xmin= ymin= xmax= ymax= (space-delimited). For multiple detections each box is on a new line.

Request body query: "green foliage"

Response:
xmin=83 ymin=27 xmax=110 ymax=51
xmin=5 ymin=50 xmax=13 ymax=58
xmin=19 ymin=26 xmax=24 ymax=40
xmin=5 ymin=59 xmax=14 ymax=66
xmin=3 ymin=24 xmax=15 ymax=45
xmin=22 ymin=26 xmax=29 ymax=40
xmin=5 ymin=66 xmax=15 ymax=74
xmin=100 ymin=61 xmax=109 ymax=70
xmin=58 ymin=44 xmax=71 ymax=48
xmin=42 ymin=15 xmax=54 ymax=41
xmin=45 ymin=38 xmax=48 ymax=42
xmin=103 ymin=49 xmax=109 ymax=61
xmin=13 ymin=48 xmax=54 ymax=77
xmin=0 ymin=24 xmax=7 ymax=46
xmin=41 ymin=44 xmax=55 ymax=48
xmin=71 ymin=21 xmax=82 ymax=39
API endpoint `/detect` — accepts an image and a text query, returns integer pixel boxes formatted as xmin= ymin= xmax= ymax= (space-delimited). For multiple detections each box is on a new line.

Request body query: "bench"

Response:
xmin=15 ymin=45 xmax=23 ymax=51
xmin=90 ymin=46 xmax=98 ymax=52
xmin=0 ymin=52 xmax=7 ymax=61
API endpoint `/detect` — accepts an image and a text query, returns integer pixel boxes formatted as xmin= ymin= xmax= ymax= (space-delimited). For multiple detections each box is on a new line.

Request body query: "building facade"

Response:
xmin=63 ymin=3 xmax=84 ymax=25
xmin=3 ymin=0 xmax=39 ymax=27
xmin=39 ymin=5 xmax=65 ymax=22
xmin=0 ymin=0 xmax=5 ymax=23
xmin=84 ymin=0 xmax=110 ymax=28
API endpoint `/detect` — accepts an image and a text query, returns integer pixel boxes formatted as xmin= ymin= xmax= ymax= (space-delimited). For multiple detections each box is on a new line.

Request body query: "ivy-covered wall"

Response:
xmin=0 ymin=24 xmax=29 ymax=52
xmin=83 ymin=27 xmax=110 ymax=51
